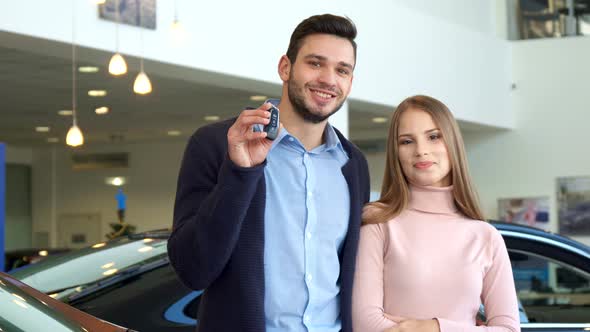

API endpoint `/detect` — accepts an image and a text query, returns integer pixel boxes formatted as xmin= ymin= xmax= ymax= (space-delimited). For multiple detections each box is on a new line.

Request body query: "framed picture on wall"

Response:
xmin=99 ymin=0 xmax=156 ymax=30
xmin=498 ymin=196 xmax=550 ymax=231
xmin=557 ymin=176 xmax=590 ymax=236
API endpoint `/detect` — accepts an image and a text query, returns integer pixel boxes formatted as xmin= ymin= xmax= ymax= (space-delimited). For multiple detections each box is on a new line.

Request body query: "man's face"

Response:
xmin=285 ymin=34 xmax=355 ymax=123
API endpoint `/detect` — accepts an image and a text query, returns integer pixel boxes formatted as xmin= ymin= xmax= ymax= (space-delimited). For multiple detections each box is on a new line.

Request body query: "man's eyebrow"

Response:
xmin=304 ymin=54 xmax=354 ymax=69
xmin=304 ymin=54 xmax=326 ymax=61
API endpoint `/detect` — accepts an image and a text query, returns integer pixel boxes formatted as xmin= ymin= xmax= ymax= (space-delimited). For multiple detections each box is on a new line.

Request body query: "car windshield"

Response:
xmin=10 ymin=236 xmax=167 ymax=298
xmin=0 ymin=275 xmax=85 ymax=332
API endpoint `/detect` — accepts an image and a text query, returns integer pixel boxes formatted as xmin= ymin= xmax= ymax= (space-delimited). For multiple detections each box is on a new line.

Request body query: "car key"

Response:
xmin=264 ymin=105 xmax=280 ymax=140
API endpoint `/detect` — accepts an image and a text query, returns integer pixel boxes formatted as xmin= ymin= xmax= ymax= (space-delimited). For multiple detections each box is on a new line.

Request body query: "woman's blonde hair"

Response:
xmin=362 ymin=95 xmax=485 ymax=225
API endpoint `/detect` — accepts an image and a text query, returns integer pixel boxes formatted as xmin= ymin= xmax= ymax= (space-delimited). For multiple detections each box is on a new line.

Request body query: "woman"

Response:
xmin=352 ymin=95 xmax=520 ymax=332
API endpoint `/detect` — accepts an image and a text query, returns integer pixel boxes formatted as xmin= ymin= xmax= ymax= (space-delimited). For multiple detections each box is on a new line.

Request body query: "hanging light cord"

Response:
xmin=174 ymin=0 xmax=179 ymax=22
xmin=115 ymin=0 xmax=120 ymax=52
xmin=139 ymin=1 xmax=144 ymax=72
xmin=72 ymin=0 xmax=77 ymax=127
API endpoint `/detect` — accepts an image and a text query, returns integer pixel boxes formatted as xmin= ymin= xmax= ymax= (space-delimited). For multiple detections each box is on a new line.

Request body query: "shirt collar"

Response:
xmin=266 ymin=99 xmax=345 ymax=153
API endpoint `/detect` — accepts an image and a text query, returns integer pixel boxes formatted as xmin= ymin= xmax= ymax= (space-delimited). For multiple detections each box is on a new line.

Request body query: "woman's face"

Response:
xmin=396 ymin=108 xmax=452 ymax=187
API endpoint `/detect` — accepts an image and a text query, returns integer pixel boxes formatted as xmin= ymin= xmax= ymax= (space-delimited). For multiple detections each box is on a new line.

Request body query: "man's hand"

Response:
xmin=384 ymin=316 xmax=440 ymax=332
xmin=227 ymin=103 xmax=278 ymax=167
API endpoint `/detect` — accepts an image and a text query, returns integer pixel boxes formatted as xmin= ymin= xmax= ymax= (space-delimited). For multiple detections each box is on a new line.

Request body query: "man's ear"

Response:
xmin=278 ymin=55 xmax=291 ymax=82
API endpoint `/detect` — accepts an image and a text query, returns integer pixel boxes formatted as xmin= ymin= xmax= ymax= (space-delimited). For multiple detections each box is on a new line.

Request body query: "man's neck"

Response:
xmin=277 ymin=100 xmax=327 ymax=151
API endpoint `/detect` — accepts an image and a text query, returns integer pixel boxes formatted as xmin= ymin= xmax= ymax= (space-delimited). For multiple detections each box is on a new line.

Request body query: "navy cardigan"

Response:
xmin=168 ymin=118 xmax=370 ymax=331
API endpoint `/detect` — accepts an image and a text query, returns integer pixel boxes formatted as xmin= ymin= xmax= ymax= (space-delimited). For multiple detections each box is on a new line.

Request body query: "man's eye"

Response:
xmin=338 ymin=68 xmax=350 ymax=75
xmin=309 ymin=61 xmax=320 ymax=67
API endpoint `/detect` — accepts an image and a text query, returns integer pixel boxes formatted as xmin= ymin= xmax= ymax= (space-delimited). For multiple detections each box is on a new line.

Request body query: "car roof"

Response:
xmin=490 ymin=220 xmax=590 ymax=255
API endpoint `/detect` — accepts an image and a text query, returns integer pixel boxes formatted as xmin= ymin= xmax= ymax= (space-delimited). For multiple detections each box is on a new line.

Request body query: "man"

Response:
xmin=168 ymin=14 xmax=370 ymax=332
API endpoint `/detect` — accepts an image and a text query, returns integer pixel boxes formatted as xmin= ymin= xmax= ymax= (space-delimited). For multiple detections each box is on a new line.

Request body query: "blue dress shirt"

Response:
xmin=263 ymin=101 xmax=350 ymax=332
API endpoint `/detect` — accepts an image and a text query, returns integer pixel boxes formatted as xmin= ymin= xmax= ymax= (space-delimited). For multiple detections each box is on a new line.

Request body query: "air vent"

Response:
xmin=71 ymin=152 xmax=129 ymax=170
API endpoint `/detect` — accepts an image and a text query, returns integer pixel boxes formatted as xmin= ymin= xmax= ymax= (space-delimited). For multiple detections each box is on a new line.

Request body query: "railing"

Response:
xmin=512 ymin=0 xmax=590 ymax=39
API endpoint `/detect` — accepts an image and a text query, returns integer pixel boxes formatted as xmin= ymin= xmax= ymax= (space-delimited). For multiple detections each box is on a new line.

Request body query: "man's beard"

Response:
xmin=287 ymin=76 xmax=345 ymax=124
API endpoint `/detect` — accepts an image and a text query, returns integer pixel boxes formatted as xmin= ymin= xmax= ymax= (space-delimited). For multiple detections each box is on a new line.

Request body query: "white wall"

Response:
xmin=0 ymin=0 xmax=513 ymax=130
xmin=465 ymin=37 xmax=590 ymax=246
xmin=399 ymin=0 xmax=496 ymax=35
xmin=32 ymin=140 xmax=187 ymax=246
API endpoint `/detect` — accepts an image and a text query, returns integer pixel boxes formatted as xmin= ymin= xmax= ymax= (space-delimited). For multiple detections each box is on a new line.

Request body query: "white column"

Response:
xmin=329 ymin=101 xmax=349 ymax=138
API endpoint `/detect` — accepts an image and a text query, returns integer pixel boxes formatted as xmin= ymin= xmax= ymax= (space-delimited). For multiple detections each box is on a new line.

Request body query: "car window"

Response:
xmin=510 ymin=251 xmax=590 ymax=323
xmin=10 ymin=238 xmax=167 ymax=296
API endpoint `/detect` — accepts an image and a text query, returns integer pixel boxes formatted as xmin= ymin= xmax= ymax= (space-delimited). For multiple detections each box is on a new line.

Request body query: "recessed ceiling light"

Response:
xmin=204 ymin=115 xmax=220 ymax=121
xmin=47 ymin=137 xmax=59 ymax=143
xmin=95 ymin=107 xmax=109 ymax=115
xmin=167 ymin=130 xmax=181 ymax=136
xmin=35 ymin=126 xmax=50 ymax=133
xmin=105 ymin=177 xmax=126 ymax=186
xmin=95 ymin=0 xmax=106 ymax=4
xmin=249 ymin=95 xmax=267 ymax=101
xmin=58 ymin=110 xmax=73 ymax=116
xmin=88 ymin=90 xmax=107 ymax=97
xmin=78 ymin=66 xmax=99 ymax=73
xmin=372 ymin=117 xmax=388 ymax=124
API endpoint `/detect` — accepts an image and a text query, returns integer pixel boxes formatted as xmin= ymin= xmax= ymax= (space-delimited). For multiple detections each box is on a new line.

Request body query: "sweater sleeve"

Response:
xmin=437 ymin=229 xmax=521 ymax=332
xmin=353 ymin=222 xmax=397 ymax=332
xmin=167 ymin=129 xmax=266 ymax=291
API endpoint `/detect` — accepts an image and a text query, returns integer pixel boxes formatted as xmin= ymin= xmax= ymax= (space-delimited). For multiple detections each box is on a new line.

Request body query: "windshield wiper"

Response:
xmin=66 ymin=256 xmax=169 ymax=303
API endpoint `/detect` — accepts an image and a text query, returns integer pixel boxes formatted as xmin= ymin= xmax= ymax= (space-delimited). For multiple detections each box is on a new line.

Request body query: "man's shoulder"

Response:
xmin=190 ymin=117 xmax=237 ymax=142
xmin=332 ymin=127 xmax=365 ymax=162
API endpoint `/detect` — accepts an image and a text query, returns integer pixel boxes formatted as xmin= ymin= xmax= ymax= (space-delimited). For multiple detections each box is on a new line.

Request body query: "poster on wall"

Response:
xmin=557 ymin=176 xmax=590 ymax=236
xmin=498 ymin=196 xmax=550 ymax=231
xmin=99 ymin=0 xmax=156 ymax=30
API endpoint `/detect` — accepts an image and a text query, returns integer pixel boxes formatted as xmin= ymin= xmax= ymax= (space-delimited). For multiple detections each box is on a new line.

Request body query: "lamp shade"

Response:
xmin=108 ymin=53 xmax=127 ymax=76
xmin=66 ymin=125 xmax=84 ymax=147
xmin=133 ymin=71 xmax=152 ymax=94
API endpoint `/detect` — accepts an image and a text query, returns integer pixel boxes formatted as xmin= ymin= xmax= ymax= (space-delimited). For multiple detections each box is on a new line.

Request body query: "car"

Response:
xmin=10 ymin=223 xmax=590 ymax=332
xmin=10 ymin=230 xmax=168 ymax=298
xmin=0 ymin=271 xmax=133 ymax=331
xmin=5 ymin=247 xmax=70 ymax=272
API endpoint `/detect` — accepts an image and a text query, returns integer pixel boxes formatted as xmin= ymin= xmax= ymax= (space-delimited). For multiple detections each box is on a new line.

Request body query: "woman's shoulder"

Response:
xmin=363 ymin=203 xmax=395 ymax=224
xmin=458 ymin=218 xmax=504 ymax=244
xmin=361 ymin=203 xmax=408 ymax=229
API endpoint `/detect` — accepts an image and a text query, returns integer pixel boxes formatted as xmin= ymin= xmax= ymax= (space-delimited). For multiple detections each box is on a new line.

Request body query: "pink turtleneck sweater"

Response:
xmin=352 ymin=186 xmax=520 ymax=332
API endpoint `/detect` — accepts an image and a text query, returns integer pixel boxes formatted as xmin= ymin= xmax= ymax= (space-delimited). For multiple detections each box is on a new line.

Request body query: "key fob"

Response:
xmin=264 ymin=105 xmax=280 ymax=140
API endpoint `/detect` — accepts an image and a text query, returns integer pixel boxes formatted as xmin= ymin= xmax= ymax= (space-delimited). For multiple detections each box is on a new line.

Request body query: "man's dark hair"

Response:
xmin=286 ymin=14 xmax=357 ymax=65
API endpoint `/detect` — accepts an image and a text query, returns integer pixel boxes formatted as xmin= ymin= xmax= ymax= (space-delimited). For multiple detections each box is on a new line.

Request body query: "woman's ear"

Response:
xmin=278 ymin=55 xmax=291 ymax=82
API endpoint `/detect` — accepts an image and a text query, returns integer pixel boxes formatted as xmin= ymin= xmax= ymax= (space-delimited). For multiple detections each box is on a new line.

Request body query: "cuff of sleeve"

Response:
xmin=217 ymin=154 xmax=266 ymax=187
xmin=225 ymin=154 xmax=267 ymax=172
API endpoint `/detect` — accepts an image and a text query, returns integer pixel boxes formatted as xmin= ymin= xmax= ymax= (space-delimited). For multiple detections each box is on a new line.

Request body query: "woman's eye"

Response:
xmin=429 ymin=134 xmax=440 ymax=140
xmin=399 ymin=139 xmax=412 ymax=145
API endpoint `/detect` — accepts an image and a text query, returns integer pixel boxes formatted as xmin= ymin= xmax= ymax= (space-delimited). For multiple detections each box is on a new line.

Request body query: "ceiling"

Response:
xmin=0 ymin=31 xmax=492 ymax=149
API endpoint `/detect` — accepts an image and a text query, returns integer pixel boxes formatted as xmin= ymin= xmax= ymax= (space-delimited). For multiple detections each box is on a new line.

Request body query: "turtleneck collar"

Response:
xmin=408 ymin=184 xmax=458 ymax=215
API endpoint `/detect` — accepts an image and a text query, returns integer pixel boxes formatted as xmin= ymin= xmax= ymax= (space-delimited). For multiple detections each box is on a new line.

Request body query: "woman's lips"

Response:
xmin=414 ymin=161 xmax=434 ymax=169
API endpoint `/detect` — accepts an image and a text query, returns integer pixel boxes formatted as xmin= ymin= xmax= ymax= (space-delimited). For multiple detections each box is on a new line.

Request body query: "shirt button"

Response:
xmin=308 ymin=191 xmax=313 ymax=197
xmin=289 ymin=137 xmax=294 ymax=142
xmin=306 ymin=232 xmax=312 ymax=239
xmin=304 ymin=314 xmax=311 ymax=323
xmin=306 ymin=274 xmax=313 ymax=282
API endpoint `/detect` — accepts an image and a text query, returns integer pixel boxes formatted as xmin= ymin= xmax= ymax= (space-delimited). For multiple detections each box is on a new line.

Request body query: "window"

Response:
xmin=510 ymin=251 xmax=590 ymax=323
